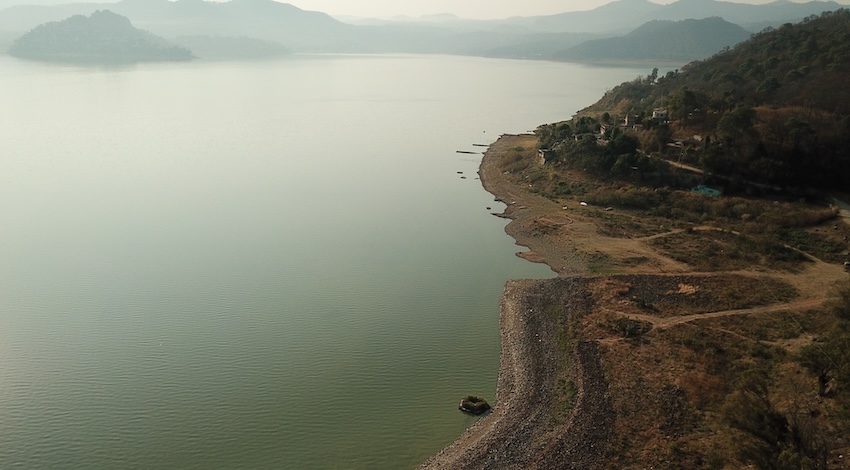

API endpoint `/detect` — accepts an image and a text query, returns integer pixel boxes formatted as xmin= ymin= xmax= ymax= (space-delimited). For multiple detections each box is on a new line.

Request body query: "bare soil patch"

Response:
xmin=422 ymin=134 xmax=850 ymax=469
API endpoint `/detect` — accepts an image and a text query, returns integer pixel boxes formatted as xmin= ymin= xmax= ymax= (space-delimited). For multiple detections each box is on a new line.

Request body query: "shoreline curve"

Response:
xmin=419 ymin=135 xmax=614 ymax=469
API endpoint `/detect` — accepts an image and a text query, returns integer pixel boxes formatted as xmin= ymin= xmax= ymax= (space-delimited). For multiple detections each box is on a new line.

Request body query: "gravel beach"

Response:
xmin=419 ymin=135 xmax=615 ymax=469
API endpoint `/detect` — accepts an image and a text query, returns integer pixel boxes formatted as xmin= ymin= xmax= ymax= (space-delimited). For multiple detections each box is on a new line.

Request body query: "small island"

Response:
xmin=8 ymin=10 xmax=193 ymax=64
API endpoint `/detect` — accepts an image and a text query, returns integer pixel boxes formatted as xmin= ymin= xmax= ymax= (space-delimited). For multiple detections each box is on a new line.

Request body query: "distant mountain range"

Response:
xmin=0 ymin=0 xmax=847 ymax=63
xmin=553 ymin=17 xmax=752 ymax=63
xmin=0 ymin=0 xmax=353 ymax=51
xmin=511 ymin=0 xmax=846 ymax=33
xmin=8 ymin=9 xmax=192 ymax=63
xmin=171 ymin=35 xmax=292 ymax=60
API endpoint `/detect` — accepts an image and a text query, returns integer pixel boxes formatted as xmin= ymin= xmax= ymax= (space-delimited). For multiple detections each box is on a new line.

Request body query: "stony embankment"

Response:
xmin=419 ymin=278 xmax=615 ymax=469
xmin=420 ymin=135 xmax=615 ymax=469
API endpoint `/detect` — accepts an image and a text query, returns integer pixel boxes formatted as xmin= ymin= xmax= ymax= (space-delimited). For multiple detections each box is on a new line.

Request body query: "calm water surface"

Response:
xmin=0 ymin=54 xmax=644 ymax=469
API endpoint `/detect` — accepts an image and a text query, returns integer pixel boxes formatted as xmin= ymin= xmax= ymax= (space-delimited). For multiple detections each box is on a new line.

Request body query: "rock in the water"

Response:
xmin=458 ymin=395 xmax=490 ymax=415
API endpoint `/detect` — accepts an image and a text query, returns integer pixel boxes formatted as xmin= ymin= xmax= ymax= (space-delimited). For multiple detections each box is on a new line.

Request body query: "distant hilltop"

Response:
xmin=551 ymin=17 xmax=752 ymax=63
xmin=1 ymin=0 xmax=848 ymax=63
xmin=8 ymin=10 xmax=193 ymax=64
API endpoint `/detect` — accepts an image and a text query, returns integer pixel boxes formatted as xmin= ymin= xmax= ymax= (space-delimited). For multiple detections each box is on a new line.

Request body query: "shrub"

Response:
xmin=611 ymin=317 xmax=653 ymax=338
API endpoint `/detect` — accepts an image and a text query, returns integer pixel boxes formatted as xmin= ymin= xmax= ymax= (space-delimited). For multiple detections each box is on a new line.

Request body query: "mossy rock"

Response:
xmin=459 ymin=395 xmax=490 ymax=415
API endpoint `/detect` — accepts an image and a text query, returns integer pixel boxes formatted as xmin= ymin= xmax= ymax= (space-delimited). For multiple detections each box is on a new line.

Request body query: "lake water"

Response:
xmin=0 ymin=54 xmax=644 ymax=469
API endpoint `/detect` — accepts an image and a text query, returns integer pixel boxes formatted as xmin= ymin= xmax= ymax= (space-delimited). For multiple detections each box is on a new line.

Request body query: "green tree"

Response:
xmin=648 ymin=67 xmax=659 ymax=84
xmin=607 ymin=133 xmax=639 ymax=157
xmin=574 ymin=116 xmax=598 ymax=134
xmin=757 ymin=76 xmax=781 ymax=94
xmin=666 ymin=87 xmax=708 ymax=123
xmin=785 ymin=117 xmax=816 ymax=151
xmin=652 ymin=123 xmax=673 ymax=152
xmin=717 ymin=105 xmax=757 ymax=144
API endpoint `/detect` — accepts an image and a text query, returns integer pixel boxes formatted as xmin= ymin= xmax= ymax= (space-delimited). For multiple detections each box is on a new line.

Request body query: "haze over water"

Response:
xmin=0 ymin=54 xmax=644 ymax=469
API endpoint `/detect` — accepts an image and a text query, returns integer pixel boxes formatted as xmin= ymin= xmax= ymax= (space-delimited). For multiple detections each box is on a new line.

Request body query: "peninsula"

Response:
xmin=423 ymin=10 xmax=850 ymax=469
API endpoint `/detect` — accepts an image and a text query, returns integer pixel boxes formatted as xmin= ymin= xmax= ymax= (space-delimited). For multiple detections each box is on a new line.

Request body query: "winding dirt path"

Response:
xmin=622 ymin=297 xmax=826 ymax=328
xmin=421 ymin=134 xmax=849 ymax=469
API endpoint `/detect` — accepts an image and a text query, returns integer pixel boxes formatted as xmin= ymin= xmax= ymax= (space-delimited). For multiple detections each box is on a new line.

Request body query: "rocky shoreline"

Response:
xmin=419 ymin=135 xmax=614 ymax=469
xmin=420 ymin=133 xmax=850 ymax=469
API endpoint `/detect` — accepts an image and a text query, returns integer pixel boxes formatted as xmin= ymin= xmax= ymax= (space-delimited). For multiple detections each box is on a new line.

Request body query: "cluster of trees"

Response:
xmin=574 ymin=9 xmax=850 ymax=191
xmin=538 ymin=117 xmax=661 ymax=182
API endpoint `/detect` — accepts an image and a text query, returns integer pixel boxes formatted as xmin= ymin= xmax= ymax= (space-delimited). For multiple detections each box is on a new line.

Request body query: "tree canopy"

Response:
xmin=570 ymin=9 xmax=850 ymax=191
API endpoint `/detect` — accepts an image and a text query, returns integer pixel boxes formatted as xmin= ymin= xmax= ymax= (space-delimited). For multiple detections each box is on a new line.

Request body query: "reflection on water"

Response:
xmin=0 ymin=54 xmax=644 ymax=469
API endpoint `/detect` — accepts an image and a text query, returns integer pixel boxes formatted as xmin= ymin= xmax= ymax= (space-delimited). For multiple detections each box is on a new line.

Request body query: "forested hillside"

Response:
xmin=553 ymin=17 xmax=751 ymax=63
xmin=541 ymin=9 xmax=850 ymax=192
xmin=518 ymin=12 xmax=850 ymax=469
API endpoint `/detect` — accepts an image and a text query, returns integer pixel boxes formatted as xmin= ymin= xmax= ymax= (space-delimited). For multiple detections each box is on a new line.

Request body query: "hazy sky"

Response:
xmin=288 ymin=0 xmax=760 ymax=19
xmin=20 ymin=0 xmax=850 ymax=19
xmin=262 ymin=0 xmax=850 ymax=19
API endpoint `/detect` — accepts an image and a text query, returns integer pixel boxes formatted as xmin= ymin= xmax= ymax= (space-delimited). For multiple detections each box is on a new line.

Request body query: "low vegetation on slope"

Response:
xmin=495 ymin=123 xmax=850 ymax=470
xmin=488 ymin=12 xmax=850 ymax=468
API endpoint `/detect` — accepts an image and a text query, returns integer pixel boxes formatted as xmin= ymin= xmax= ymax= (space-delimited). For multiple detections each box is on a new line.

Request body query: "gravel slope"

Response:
xmin=420 ymin=135 xmax=617 ymax=469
